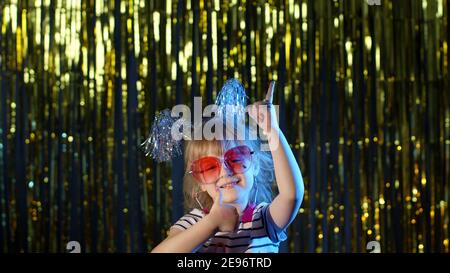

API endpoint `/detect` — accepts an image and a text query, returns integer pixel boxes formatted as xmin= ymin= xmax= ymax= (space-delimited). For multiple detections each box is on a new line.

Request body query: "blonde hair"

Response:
xmin=183 ymin=117 xmax=275 ymax=211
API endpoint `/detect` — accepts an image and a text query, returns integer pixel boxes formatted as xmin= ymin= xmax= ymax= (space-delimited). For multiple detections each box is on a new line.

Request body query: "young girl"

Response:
xmin=151 ymin=82 xmax=304 ymax=253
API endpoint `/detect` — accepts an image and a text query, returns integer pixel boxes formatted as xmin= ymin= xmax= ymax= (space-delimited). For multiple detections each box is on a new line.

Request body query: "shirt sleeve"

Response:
xmin=260 ymin=203 xmax=288 ymax=243
xmin=171 ymin=209 xmax=204 ymax=231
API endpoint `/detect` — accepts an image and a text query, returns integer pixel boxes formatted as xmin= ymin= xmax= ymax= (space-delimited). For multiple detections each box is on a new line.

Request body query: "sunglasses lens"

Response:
xmin=224 ymin=145 xmax=252 ymax=174
xmin=190 ymin=157 xmax=221 ymax=184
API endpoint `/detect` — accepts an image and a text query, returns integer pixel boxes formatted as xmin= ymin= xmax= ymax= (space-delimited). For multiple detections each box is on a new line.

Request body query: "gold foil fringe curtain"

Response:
xmin=0 ymin=0 xmax=449 ymax=253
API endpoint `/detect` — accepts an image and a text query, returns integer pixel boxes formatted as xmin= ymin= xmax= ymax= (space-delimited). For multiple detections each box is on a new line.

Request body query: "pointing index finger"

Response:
xmin=265 ymin=81 xmax=275 ymax=103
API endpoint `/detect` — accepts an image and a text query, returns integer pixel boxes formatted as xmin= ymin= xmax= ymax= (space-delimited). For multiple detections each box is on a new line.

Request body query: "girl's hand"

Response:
xmin=247 ymin=81 xmax=279 ymax=136
xmin=207 ymin=190 xmax=238 ymax=232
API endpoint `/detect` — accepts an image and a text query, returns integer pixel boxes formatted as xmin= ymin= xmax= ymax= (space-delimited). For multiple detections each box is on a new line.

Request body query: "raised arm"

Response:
xmin=249 ymin=81 xmax=304 ymax=230
xmin=267 ymin=126 xmax=304 ymax=229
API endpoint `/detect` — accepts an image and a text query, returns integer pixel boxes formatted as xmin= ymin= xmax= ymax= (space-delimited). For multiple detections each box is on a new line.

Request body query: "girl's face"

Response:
xmin=191 ymin=144 xmax=256 ymax=206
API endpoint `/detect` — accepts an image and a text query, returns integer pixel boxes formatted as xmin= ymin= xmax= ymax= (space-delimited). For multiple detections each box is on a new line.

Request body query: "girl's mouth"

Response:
xmin=217 ymin=178 xmax=241 ymax=189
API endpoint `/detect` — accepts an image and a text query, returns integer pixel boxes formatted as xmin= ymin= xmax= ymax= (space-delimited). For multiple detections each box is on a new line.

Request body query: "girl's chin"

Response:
xmin=221 ymin=195 xmax=238 ymax=204
xmin=220 ymin=189 xmax=247 ymax=204
xmin=219 ymin=188 xmax=237 ymax=201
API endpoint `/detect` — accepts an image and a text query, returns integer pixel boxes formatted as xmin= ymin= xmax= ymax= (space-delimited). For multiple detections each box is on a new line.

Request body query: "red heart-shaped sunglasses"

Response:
xmin=186 ymin=145 xmax=254 ymax=184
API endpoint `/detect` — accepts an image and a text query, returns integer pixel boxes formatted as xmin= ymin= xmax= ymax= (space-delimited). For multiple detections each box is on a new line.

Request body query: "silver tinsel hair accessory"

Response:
xmin=215 ymin=78 xmax=248 ymax=120
xmin=141 ymin=109 xmax=187 ymax=162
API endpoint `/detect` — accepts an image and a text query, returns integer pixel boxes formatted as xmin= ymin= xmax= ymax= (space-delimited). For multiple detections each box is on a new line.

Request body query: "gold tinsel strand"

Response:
xmin=0 ymin=0 xmax=448 ymax=253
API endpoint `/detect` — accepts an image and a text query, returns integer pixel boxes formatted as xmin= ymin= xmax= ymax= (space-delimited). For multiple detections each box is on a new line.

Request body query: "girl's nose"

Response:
xmin=219 ymin=165 xmax=234 ymax=177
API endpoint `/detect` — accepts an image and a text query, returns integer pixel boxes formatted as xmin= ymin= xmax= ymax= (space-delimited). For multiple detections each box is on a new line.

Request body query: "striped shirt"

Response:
xmin=171 ymin=202 xmax=287 ymax=253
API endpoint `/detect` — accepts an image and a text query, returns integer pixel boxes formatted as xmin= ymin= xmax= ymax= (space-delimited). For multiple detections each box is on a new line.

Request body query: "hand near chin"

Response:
xmin=209 ymin=190 xmax=239 ymax=232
